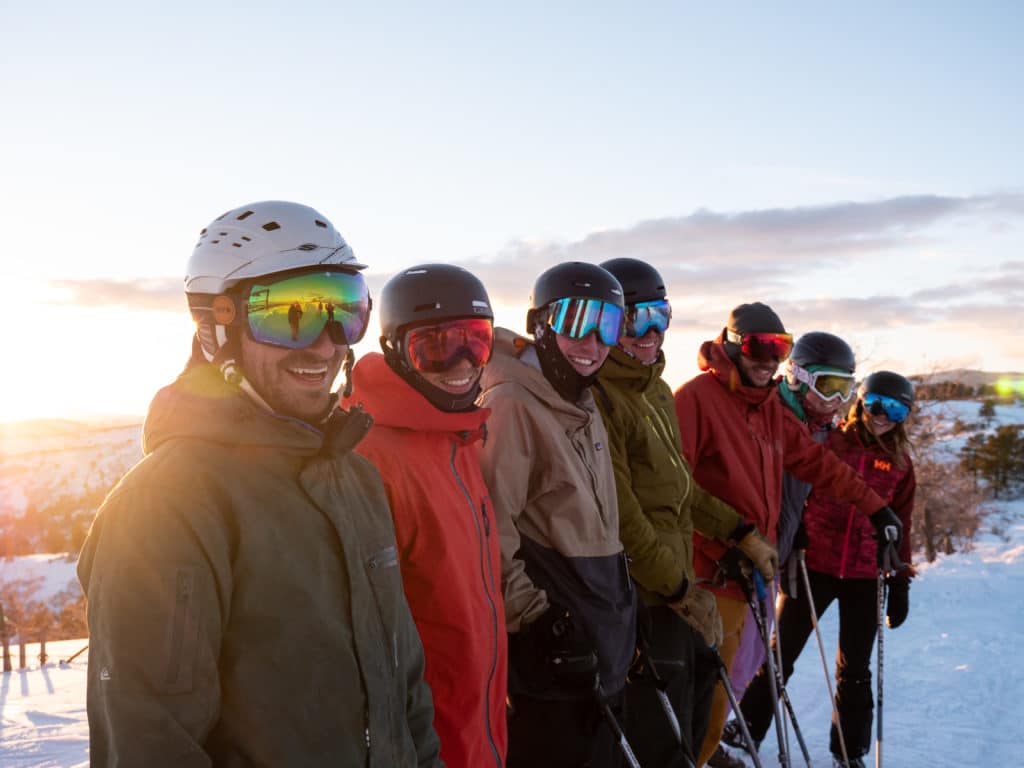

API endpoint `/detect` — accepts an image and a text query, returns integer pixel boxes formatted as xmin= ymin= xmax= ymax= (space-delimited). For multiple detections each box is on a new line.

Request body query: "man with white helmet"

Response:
xmin=77 ymin=201 xmax=443 ymax=767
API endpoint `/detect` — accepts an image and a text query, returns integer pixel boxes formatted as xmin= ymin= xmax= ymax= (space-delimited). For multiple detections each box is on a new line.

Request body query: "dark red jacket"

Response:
xmin=346 ymin=353 xmax=507 ymax=768
xmin=673 ymin=337 xmax=887 ymax=601
xmin=804 ymin=424 xmax=916 ymax=579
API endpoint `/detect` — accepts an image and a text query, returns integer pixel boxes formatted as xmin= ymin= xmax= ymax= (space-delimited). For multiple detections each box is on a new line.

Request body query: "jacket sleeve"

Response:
xmin=400 ymin=597 xmax=444 ymax=767
xmin=77 ymin=479 xmax=228 ymax=768
xmin=781 ymin=413 xmax=886 ymax=514
xmin=477 ymin=388 xmax=548 ymax=632
xmin=601 ymin=401 xmax=686 ymax=597
xmin=673 ymin=382 xmax=703 ymax=467
xmin=689 ymin=477 xmax=744 ymax=541
xmin=892 ymin=460 xmax=917 ymax=570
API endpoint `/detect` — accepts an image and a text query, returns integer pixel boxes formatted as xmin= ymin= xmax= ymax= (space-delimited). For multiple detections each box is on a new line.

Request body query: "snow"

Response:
xmin=2 ymin=403 xmax=1022 ymax=766
xmin=0 ymin=557 xmax=79 ymax=611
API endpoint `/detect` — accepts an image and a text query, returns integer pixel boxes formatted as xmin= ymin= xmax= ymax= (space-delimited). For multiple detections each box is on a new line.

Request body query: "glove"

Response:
xmin=735 ymin=528 xmax=779 ymax=583
xmin=669 ymin=585 xmax=723 ymax=648
xmin=870 ymin=506 xmax=903 ymax=569
xmin=886 ymin=574 xmax=910 ymax=629
xmin=516 ymin=602 xmax=598 ymax=691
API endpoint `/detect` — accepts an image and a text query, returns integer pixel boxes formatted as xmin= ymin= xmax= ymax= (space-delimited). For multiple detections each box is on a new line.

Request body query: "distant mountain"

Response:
xmin=909 ymin=369 xmax=1024 ymax=388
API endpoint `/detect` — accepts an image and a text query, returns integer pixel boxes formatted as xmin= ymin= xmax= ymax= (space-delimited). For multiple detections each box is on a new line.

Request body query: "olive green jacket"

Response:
xmin=78 ymin=362 xmax=442 ymax=767
xmin=597 ymin=347 xmax=743 ymax=604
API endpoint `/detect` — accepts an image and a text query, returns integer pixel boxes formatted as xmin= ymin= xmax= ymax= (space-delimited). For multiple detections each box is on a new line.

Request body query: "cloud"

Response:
xmin=454 ymin=192 xmax=1024 ymax=305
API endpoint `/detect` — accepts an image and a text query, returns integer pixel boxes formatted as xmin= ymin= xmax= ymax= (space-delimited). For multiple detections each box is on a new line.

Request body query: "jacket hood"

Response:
xmin=344 ymin=352 xmax=489 ymax=437
xmin=600 ymin=346 xmax=666 ymax=393
xmin=143 ymin=362 xmax=371 ymax=457
xmin=479 ymin=328 xmax=595 ymax=422
xmin=697 ymin=334 xmax=778 ymax=407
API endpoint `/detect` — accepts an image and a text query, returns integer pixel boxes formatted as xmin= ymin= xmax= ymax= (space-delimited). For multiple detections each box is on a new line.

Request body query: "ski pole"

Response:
xmin=876 ymin=537 xmax=904 ymax=768
xmin=797 ymin=553 xmax=850 ymax=768
xmin=749 ymin=572 xmax=814 ymax=766
xmin=749 ymin=571 xmax=791 ymax=768
xmin=594 ymin=675 xmax=641 ymax=768
xmin=640 ymin=643 xmax=698 ymax=768
xmin=59 ymin=643 xmax=89 ymax=665
xmin=711 ymin=648 xmax=765 ymax=768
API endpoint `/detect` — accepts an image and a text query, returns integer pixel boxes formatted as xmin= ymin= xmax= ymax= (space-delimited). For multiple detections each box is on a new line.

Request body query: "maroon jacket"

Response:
xmin=674 ymin=337 xmax=887 ymax=601
xmin=804 ymin=423 xmax=915 ymax=579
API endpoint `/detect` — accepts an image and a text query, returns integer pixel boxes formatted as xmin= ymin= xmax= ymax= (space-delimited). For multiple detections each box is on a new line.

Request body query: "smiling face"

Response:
xmin=239 ymin=327 xmax=346 ymax=422
xmin=416 ymin=357 xmax=483 ymax=396
xmin=802 ymin=387 xmax=847 ymax=424
xmin=735 ymin=352 xmax=780 ymax=388
xmin=861 ymin=401 xmax=898 ymax=437
xmin=555 ymin=330 xmax=610 ymax=376
xmin=618 ymin=327 xmax=664 ymax=364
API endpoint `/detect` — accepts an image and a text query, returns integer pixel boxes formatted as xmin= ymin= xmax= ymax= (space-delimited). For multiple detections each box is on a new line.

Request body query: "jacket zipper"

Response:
xmin=450 ymin=441 xmax=502 ymax=767
xmin=165 ymin=570 xmax=193 ymax=688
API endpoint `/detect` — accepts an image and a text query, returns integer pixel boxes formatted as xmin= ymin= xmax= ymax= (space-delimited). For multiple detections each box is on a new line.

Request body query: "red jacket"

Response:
xmin=345 ymin=353 xmax=507 ymax=768
xmin=804 ymin=424 xmax=916 ymax=579
xmin=673 ymin=337 xmax=887 ymax=601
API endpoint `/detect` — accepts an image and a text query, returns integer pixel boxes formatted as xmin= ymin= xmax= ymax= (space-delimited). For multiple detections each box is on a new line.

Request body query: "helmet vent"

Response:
xmin=297 ymin=243 xmax=317 ymax=251
xmin=200 ymin=228 xmax=208 ymax=236
xmin=241 ymin=236 xmax=251 ymax=241
xmin=232 ymin=242 xmax=242 ymax=248
xmin=236 ymin=210 xmax=254 ymax=220
xmin=262 ymin=221 xmax=281 ymax=231
xmin=413 ymin=302 xmax=442 ymax=312
xmin=314 ymin=219 xmax=327 ymax=228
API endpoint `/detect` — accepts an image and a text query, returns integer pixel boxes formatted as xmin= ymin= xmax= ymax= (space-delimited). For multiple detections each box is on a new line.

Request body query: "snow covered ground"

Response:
xmin=1 ymin=400 xmax=1021 ymax=766
xmin=2 ymin=501 xmax=1020 ymax=766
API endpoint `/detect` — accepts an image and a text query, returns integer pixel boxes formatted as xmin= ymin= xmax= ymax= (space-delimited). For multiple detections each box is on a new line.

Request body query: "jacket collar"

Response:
xmin=697 ymin=334 xmax=778 ymax=406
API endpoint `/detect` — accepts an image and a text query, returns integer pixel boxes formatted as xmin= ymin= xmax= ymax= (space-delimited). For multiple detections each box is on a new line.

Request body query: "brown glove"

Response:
xmin=736 ymin=529 xmax=779 ymax=583
xmin=668 ymin=586 xmax=723 ymax=648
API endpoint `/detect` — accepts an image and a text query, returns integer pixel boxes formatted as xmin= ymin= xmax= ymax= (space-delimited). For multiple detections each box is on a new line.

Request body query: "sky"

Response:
xmin=2 ymin=2 xmax=1023 ymax=421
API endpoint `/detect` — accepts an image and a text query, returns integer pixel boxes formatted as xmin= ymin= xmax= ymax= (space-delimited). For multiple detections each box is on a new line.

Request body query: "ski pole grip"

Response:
xmin=753 ymin=569 xmax=767 ymax=602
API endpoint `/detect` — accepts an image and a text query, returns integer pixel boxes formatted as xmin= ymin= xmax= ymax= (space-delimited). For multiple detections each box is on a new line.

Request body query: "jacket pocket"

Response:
xmin=365 ymin=545 xmax=402 ymax=670
xmin=164 ymin=567 xmax=200 ymax=694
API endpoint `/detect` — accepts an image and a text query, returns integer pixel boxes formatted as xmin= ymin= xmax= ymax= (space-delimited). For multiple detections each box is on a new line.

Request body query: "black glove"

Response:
xmin=886 ymin=574 xmax=910 ymax=629
xmin=515 ymin=602 xmax=598 ymax=692
xmin=869 ymin=506 xmax=903 ymax=569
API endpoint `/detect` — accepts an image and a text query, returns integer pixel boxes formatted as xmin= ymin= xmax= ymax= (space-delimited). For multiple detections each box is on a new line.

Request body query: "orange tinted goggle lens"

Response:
xmin=405 ymin=318 xmax=494 ymax=373
xmin=741 ymin=332 xmax=794 ymax=362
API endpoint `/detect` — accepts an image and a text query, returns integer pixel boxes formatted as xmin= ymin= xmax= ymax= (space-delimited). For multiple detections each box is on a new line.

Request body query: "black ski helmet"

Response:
xmin=527 ymin=261 xmax=624 ymax=333
xmin=790 ymin=332 xmax=856 ymax=373
xmin=859 ymin=371 xmax=915 ymax=407
xmin=378 ymin=263 xmax=493 ymax=412
xmin=379 ymin=263 xmax=493 ymax=342
xmin=598 ymin=258 xmax=667 ymax=304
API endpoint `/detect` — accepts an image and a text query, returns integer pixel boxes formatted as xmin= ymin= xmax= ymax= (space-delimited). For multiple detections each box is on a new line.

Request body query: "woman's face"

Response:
xmin=861 ymin=401 xmax=897 ymax=436
xmin=555 ymin=330 xmax=610 ymax=376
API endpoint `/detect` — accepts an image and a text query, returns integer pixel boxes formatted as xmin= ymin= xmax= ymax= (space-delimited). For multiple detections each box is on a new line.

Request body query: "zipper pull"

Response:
xmin=481 ymin=500 xmax=491 ymax=536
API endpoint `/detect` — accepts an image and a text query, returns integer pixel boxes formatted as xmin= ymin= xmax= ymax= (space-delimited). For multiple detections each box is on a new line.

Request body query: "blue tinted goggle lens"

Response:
xmin=246 ymin=270 xmax=370 ymax=349
xmin=546 ymin=297 xmax=624 ymax=346
xmin=626 ymin=299 xmax=671 ymax=337
xmin=863 ymin=393 xmax=910 ymax=423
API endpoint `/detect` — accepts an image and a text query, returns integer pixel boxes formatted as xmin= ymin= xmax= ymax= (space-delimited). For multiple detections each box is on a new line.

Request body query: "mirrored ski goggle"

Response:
xmin=727 ymin=330 xmax=794 ymax=362
xmin=625 ymin=299 xmax=672 ymax=337
xmin=791 ymin=364 xmax=856 ymax=402
xmin=862 ymin=392 xmax=911 ymax=424
xmin=404 ymin=318 xmax=494 ymax=373
xmin=245 ymin=270 xmax=370 ymax=349
xmin=545 ymin=297 xmax=625 ymax=346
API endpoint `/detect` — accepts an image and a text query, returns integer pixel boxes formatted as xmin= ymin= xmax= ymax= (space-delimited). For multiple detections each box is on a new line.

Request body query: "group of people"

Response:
xmin=77 ymin=200 xmax=918 ymax=768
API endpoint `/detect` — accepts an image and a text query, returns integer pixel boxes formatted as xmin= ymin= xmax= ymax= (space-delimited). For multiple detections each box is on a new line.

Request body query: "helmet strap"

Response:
xmin=381 ymin=337 xmax=481 ymax=412
xmin=534 ymin=322 xmax=596 ymax=403
xmin=341 ymin=348 xmax=356 ymax=399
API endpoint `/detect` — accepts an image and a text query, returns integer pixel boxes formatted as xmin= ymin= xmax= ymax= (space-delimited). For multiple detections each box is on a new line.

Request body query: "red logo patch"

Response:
xmin=873 ymin=458 xmax=892 ymax=472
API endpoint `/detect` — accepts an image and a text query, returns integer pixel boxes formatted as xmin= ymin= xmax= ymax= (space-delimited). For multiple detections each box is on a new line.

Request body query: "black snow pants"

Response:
xmin=624 ymin=604 xmax=716 ymax=768
xmin=738 ymin=569 xmax=878 ymax=759
xmin=507 ymin=689 xmax=625 ymax=768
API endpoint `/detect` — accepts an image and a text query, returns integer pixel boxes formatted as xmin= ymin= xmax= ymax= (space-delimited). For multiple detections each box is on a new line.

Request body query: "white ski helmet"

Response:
xmin=185 ymin=200 xmax=365 ymax=360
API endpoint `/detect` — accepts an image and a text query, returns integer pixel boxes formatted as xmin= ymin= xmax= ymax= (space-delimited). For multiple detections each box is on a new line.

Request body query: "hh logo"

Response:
xmin=874 ymin=458 xmax=892 ymax=472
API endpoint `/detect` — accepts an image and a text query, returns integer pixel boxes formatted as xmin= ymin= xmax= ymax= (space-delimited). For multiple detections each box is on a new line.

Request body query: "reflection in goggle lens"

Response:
xmin=792 ymin=364 xmax=855 ymax=402
xmin=863 ymin=392 xmax=911 ymax=423
xmin=626 ymin=299 xmax=672 ymax=338
xmin=404 ymin=318 xmax=494 ymax=373
xmin=246 ymin=270 xmax=370 ymax=349
xmin=546 ymin=297 xmax=624 ymax=346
